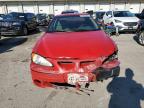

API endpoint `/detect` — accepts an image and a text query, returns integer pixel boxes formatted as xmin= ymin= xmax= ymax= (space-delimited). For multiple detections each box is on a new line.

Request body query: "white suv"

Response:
xmin=103 ymin=10 xmax=139 ymax=31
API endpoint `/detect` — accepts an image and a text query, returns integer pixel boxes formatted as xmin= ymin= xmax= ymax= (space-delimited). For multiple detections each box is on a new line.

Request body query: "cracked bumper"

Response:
xmin=30 ymin=60 xmax=120 ymax=87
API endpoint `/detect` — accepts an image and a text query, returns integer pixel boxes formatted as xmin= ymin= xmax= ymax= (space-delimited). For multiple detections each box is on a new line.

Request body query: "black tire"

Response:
xmin=138 ymin=31 xmax=144 ymax=46
xmin=23 ymin=27 xmax=28 ymax=36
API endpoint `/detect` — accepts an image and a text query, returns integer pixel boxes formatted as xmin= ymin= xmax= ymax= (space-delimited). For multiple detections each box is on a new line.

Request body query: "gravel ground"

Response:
xmin=0 ymin=31 xmax=144 ymax=108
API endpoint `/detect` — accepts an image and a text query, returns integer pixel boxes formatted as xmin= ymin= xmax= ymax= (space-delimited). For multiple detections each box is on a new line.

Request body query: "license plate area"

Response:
xmin=67 ymin=73 xmax=88 ymax=85
xmin=128 ymin=26 xmax=133 ymax=29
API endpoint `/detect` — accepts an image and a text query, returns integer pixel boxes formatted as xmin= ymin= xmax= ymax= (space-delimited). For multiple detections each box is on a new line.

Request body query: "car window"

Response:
xmin=37 ymin=14 xmax=47 ymax=19
xmin=106 ymin=11 xmax=112 ymax=16
xmin=48 ymin=15 xmax=100 ymax=32
xmin=96 ymin=12 xmax=105 ymax=19
xmin=62 ymin=11 xmax=78 ymax=14
xmin=3 ymin=13 xmax=26 ymax=20
xmin=31 ymin=13 xmax=36 ymax=20
xmin=3 ymin=14 xmax=13 ymax=19
xmin=27 ymin=13 xmax=33 ymax=19
xmin=114 ymin=11 xmax=135 ymax=17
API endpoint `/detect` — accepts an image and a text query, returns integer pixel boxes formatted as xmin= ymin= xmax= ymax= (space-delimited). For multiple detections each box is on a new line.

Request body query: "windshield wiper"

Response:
xmin=54 ymin=30 xmax=66 ymax=32
xmin=53 ymin=30 xmax=75 ymax=32
xmin=74 ymin=29 xmax=98 ymax=32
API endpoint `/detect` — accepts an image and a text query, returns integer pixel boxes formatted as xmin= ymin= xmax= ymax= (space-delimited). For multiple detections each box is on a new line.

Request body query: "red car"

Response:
xmin=30 ymin=13 xmax=120 ymax=88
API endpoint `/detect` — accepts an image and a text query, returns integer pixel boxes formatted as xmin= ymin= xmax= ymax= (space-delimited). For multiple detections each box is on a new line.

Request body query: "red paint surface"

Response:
xmin=33 ymin=31 xmax=116 ymax=59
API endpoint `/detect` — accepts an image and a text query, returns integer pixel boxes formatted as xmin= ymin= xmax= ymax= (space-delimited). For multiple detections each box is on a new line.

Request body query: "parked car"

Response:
xmin=61 ymin=10 xmax=79 ymax=14
xmin=48 ymin=14 xmax=54 ymax=20
xmin=136 ymin=12 xmax=144 ymax=45
xmin=135 ymin=13 xmax=141 ymax=18
xmin=94 ymin=11 xmax=105 ymax=22
xmin=36 ymin=13 xmax=49 ymax=26
xmin=103 ymin=10 xmax=139 ymax=32
xmin=30 ymin=13 xmax=120 ymax=89
xmin=86 ymin=10 xmax=94 ymax=17
xmin=94 ymin=11 xmax=105 ymax=27
xmin=0 ymin=12 xmax=37 ymax=36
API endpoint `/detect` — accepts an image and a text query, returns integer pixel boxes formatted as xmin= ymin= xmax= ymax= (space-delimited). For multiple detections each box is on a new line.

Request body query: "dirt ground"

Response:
xmin=0 ymin=31 xmax=144 ymax=108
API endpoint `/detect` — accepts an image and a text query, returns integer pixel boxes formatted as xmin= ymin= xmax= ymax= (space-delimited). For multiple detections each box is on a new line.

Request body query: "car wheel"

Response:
xmin=23 ymin=27 xmax=28 ymax=35
xmin=138 ymin=31 xmax=144 ymax=46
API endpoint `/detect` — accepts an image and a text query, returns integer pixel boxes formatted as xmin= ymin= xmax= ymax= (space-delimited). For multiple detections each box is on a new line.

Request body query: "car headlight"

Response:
xmin=31 ymin=53 xmax=53 ymax=67
xmin=12 ymin=22 xmax=21 ymax=26
xmin=115 ymin=20 xmax=122 ymax=23
xmin=102 ymin=51 xmax=118 ymax=64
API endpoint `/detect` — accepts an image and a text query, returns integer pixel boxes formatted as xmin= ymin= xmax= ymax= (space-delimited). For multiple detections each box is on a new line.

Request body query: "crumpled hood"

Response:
xmin=114 ymin=17 xmax=139 ymax=22
xmin=33 ymin=30 xmax=117 ymax=59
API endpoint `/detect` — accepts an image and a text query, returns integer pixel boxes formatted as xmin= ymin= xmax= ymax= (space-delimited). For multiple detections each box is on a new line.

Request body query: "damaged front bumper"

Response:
xmin=93 ymin=66 xmax=120 ymax=81
xmin=30 ymin=58 xmax=120 ymax=88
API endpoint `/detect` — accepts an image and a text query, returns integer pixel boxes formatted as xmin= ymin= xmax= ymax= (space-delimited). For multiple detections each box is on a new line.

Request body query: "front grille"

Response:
xmin=1 ymin=27 xmax=13 ymax=31
xmin=123 ymin=22 xmax=137 ymax=26
xmin=1 ymin=28 xmax=8 ymax=31
xmin=57 ymin=60 xmax=98 ymax=72
xmin=58 ymin=61 xmax=75 ymax=70
xmin=1 ymin=22 xmax=13 ymax=27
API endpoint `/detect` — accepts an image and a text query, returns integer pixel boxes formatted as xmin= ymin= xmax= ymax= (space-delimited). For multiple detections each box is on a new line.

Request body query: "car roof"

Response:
xmin=9 ymin=12 xmax=34 ymax=14
xmin=56 ymin=13 xmax=89 ymax=17
xmin=37 ymin=13 xmax=47 ymax=15
xmin=111 ymin=10 xmax=129 ymax=12
xmin=62 ymin=10 xmax=78 ymax=12
xmin=9 ymin=12 xmax=24 ymax=14
xmin=95 ymin=11 xmax=106 ymax=12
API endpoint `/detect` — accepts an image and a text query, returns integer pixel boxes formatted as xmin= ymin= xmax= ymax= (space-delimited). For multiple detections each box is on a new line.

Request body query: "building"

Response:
xmin=0 ymin=0 xmax=144 ymax=14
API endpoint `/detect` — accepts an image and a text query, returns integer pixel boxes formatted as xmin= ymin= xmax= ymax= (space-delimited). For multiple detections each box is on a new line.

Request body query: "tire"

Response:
xmin=23 ymin=27 xmax=28 ymax=36
xmin=138 ymin=31 xmax=144 ymax=46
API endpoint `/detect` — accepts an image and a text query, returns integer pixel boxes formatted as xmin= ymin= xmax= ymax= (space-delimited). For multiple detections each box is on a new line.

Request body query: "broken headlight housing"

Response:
xmin=102 ymin=51 xmax=118 ymax=64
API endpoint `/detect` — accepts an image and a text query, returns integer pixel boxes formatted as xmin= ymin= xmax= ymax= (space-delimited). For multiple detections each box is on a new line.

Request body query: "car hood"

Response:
xmin=33 ymin=30 xmax=117 ymax=59
xmin=114 ymin=17 xmax=139 ymax=22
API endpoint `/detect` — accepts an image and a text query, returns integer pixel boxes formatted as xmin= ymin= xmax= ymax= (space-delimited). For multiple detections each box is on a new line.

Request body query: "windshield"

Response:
xmin=62 ymin=11 xmax=78 ymax=14
xmin=96 ymin=12 xmax=105 ymax=19
xmin=36 ymin=14 xmax=47 ymax=19
xmin=114 ymin=11 xmax=135 ymax=17
xmin=47 ymin=15 xmax=99 ymax=32
xmin=3 ymin=13 xmax=26 ymax=20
